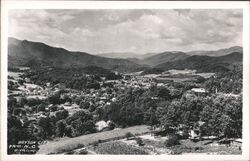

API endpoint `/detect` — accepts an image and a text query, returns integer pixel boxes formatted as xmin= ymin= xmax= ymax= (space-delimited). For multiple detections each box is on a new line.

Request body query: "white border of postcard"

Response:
xmin=1 ymin=1 xmax=250 ymax=161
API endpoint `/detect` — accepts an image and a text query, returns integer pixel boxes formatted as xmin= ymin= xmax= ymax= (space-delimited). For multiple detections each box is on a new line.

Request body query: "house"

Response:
xmin=157 ymin=83 xmax=164 ymax=87
xmin=191 ymin=88 xmax=206 ymax=93
xmin=64 ymin=102 xmax=71 ymax=106
xmin=190 ymin=88 xmax=208 ymax=96
xmin=111 ymin=97 xmax=117 ymax=102
xmin=100 ymin=96 xmax=107 ymax=101
xmin=189 ymin=129 xmax=200 ymax=140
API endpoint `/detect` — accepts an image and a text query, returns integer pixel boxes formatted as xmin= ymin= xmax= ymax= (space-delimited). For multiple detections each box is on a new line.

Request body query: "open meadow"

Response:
xmin=37 ymin=125 xmax=150 ymax=154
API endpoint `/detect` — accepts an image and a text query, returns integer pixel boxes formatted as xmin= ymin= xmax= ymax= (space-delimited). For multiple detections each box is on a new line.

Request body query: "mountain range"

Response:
xmin=8 ymin=38 xmax=144 ymax=72
xmin=187 ymin=46 xmax=243 ymax=57
xmin=98 ymin=46 xmax=242 ymax=59
xmin=98 ymin=52 xmax=159 ymax=60
xmin=8 ymin=37 xmax=243 ymax=73
xmin=155 ymin=52 xmax=242 ymax=72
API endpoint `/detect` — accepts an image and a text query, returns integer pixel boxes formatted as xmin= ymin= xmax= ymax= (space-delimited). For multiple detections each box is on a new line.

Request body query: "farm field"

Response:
xmin=37 ymin=125 xmax=150 ymax=154
xmin=196 ymin=72 xmax=215 ymax=79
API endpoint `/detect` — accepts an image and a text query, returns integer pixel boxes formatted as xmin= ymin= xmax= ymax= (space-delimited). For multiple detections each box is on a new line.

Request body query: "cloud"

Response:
xmin=8 ymin=9 xmax=242 ymax=54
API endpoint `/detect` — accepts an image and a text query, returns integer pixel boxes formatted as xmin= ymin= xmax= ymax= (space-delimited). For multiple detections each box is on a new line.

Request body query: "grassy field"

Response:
xmin=37 ymin=125 xmax=150 ymax=154
xmin=86 ymin=136 xmax=241 ymax=155
xmin=170 ymin=139 xmax=242 ymax=155
xmin=85 ymin=136 xmax=171 ymax=155
xmin=89 ymin=141 xmax=149 ymax=155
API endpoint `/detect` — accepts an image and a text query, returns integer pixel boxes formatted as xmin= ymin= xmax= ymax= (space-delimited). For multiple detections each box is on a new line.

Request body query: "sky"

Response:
xmin=8 ymin=9 xmax=242 ymax=54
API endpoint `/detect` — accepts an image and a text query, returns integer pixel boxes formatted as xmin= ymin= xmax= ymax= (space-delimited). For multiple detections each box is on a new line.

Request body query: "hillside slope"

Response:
xmin=187 ymin=46 xmax=242 ymax=57
xmin=8 ymin=38 xmax=143 ymax=72
xmin=155 ymin=52 xmax=242 ymax=72
xmin=140 ymin=52 xmax=189 ymax=67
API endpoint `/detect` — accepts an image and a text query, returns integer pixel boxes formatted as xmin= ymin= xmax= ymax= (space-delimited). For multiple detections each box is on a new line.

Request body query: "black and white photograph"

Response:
xmin=1 ymin=1 xmax=250 ymax=161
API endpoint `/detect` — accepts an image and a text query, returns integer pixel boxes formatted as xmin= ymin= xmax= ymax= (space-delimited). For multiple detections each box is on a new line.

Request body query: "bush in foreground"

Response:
xmin=93 ymin=141 xmax=148 ymax=154
xmin=164 ymin=134 xmax=180 ymax=147
xmin=125 ymin=132 xmax=134 ymax=140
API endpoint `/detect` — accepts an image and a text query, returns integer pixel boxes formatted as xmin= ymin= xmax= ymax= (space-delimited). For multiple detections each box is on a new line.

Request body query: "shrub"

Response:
xmin=135 ymin=137 xmax=144 ymax=146
xmin=125 ymin=132 xmax=134 ymax=140
xmin=50 ymin=105 xmax=58 ymax=112
xmin=55 ymin=109 xmax=69 ymax=121
xmin=194 ymin=146 xmax=204 ymax=151
xmin=94 ymin=141 xmax=148 ymax=154
xmin=78 ymin=148 xmax=88 ymax=155
xmin=164 ymin=134 xmax=180 ymax=147
xmin=65 ymin=151 xmax=74 ymax=155
xmin=55 ymin=120 xmax=66 ymax=137
xmin=93 ymin=141 xmax=99 ymax=147
xmin=169 ymin=145 xmax=192 ymax=154
xmin=76 ymin=143 xmax=84 ymax=149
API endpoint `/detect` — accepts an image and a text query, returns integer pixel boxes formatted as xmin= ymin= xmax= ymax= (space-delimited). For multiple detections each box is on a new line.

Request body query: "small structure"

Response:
xmin=95 ymin=120 xmax=108 ymax=131
xmin=190 ymin=88 xmax=208 ymax=96
xmin=231 ymin=138 xmax=242 ymax=146
xmin=191 ymin=88 xmax=206 ymax=93
xmin=189 ymin=129 xmax=200 ymax=140
xmin=64 ymin=102 xmax=71 ymax=106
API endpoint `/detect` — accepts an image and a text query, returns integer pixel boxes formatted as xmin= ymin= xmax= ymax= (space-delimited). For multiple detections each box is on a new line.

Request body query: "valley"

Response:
xmin=7 ymin=38 xmax=243 ymax=155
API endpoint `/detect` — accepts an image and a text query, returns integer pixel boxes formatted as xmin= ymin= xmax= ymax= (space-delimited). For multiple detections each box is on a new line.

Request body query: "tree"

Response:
xmin=18 ymin=79 xmax=25 ymax=85
xmin=55 ymin=120 xmax=66 ymax=137
xmin=159 ymin=100 xmax=181 ymax=129
xmin=157 ymin=87 xmax=170 ymax=99
xmin=103 ymin=103 xmax=121 ymax=123
xmin=49 ymin=105 xmax=58 ymax=112
xmin=8 ymin=97 xmax=17 ymax=114
xmin=38 ymin=117 xmax=55 ymax=139
xmin=60 ymin=95 xmax=72 ymax=104
xmin=125 ymin=132 xmax=134 ymax=140
xmin=55 ymin=109 xmax=69 ymax=121
xmin=48 ymin=93 xmax=61 ymax=105
xmin=8 ymin=116 xmax=38 ymax=154
xmin=8 ymin=81 xmax=15 ymax=90
xmin=27 ymin=98 xmax=44 ymax=107
xmin=18 ymin=97 xmax=28 ymax=107
xmin=65 ymin=110 xmax=96 ymax=137
xmin=119 ymin=103 xmax=144 ymax=126
xmin=200 ymin=95 xmax=242 ymax=137
xmin=73 ymin=97 xmax=82 ymax=105
xmin=164 ymin=134 xmax=179 ymax=147
xmin=37 ymin=103 xmax=46 ymax=112
xmin=89 ymin=104 xmax=96 ymax=112
xmin=79 ymin=101 xmax=90 ymax=109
